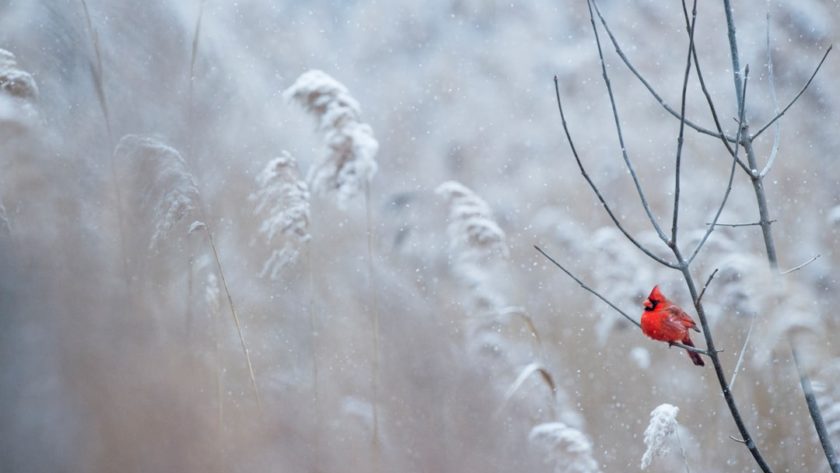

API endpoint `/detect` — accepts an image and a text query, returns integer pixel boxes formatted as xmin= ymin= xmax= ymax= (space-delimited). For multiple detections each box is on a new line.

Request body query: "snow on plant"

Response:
xmin=641 ymin=403 xmax=680 ymax=469
xmin=436 ymin=180 xmax=507 ymax=267
xmin=436 ymin=180 xmax=508 ymax=312
xmin=0 ymin=48 xmax=38 ymax=125
xmin=0 ymin=49 xmax=38 ymax=100
xmin=250 ymin=151 xmax=310 ymax=279
xmin=283 ymin=70 xmax=378 ymax=208
xmin=114 ymin=135 xmax=200 ymax=250
xmin=529 ymin=422 xmax=600 ymax=473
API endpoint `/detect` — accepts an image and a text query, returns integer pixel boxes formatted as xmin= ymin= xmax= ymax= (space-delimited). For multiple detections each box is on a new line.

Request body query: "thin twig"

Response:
xmin=751 ymin=46 xmax=832 ymax=140
xmin=553 ymin=77 xmax=677 ymax=268
xmin=670 ymin=0 xmax=698 ymax=247
xmin=780 ymin=254 xmax=820 ymax=275
xmin=728 ymin=313 xmax=756 ymax=391
xmin=589 ymin=0 xmax=737 ymax=144
xmin=730 ymin=435 xmax=747 ymax=444
xmin=79 ymin=0 xmax=112 ymax=145
xmin=586 ymin=0 xmax=670 ymax=245
xmin=705 ymin=219 xmax=775 ymax=228
xmin=676 ymin=0 xmax=748 ymax=171
xmin=187 ymin=0 xmax=205 ymax=158
xmin=696 ymin=268 xmax=718 ymax=304
xmin=534 ymin=246 xmax=707 ymax=356
xmin=365 ymin=182 xmax=382 ymax=468
xmin=759 ymin=15 xmax=781 ymax=178
xmin=535 ymin=245 xmax=640 ymax=329
xmin=79 ymin=0 xmax=129 ymax=284
xmin=791 ymin=344 xmax=840 ymax=473
xmin=687 ymin=66 xmax=748 ymax=264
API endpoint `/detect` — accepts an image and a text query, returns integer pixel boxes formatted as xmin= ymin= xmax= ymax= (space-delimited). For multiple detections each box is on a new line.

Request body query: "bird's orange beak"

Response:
xmin=643 ymin=298 xmax=653 ymax=309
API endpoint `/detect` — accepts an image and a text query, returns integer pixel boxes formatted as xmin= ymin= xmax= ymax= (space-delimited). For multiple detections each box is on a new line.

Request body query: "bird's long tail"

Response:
xmin=682 ymin=336 xmax=705 ymax=367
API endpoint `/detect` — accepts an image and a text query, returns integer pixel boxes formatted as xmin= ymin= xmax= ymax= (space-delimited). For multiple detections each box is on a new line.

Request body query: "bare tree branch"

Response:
xmin=705 ymin=219 xmax=775 ymax=228
xmin=553 ymin=76 xmax=678 ymax=268
xmin=728 ymin=312 xmax=756 ymax=392
xmin=589 ymin=0 xmax=738 ymax=144
xmin=791 ymin=345 xmax=840 ymax=473
xmin=676 ymin=0 xmax=749 ymax=172
xmin=751 ymin=45 xmax=832 ymax=140
xmin=535 ymin=245 xmax=641 ymax=329
xmin=780 ymin=254 xmax=820 ymax=275
xmin=687 ymin=66 xmax=749 ymax=264
xmin=696 ymin=268 xmax=718 ymax=304
xmin=670 ymin=0 xmax=699 ymax=247
xmin=585 ymin=0 xmax=670 ymax=244
xmin=534 ymin=246 xmax=707 ymax=356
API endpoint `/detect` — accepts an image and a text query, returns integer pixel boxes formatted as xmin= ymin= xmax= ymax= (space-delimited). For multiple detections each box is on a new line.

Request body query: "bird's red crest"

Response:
xmin=648 ymin=285 xmax=665 ymax=303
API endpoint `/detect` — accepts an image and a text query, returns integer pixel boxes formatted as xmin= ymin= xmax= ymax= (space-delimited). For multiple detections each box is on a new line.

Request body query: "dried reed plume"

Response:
xmin=529 ymin=422 xmax=601 ymax=473
xmin=116 ymin=134 xmax=262 ymax=408
xmin=436 ymin=181 xmax=507 ymax=267
xmin=115 ymin=135 xmax=201 ymax=250
xmin=641 ymin=403 xmax=680 ymax=470
xmin=437 ymin=180 xmax=508 ymax=312
xmin=0 ymin=49 xmax=38 ymax=126
xmin=250 ymin=151 xmax=311 ymax=279
xmin=283 ymin=70 xmax=379 ymax=207
xmin=0 ymin=49 xmax=38 ymax=100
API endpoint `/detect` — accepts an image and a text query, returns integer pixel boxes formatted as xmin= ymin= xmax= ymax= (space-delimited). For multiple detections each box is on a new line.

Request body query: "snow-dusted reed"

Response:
xmin=436 ymin=180 xmax=507 ymax=268
xmin=437 ymin=180 xmax=509 ymax=316
xmin=284 ymin=70 xmax=378 ymax=208
xmin=529 ymin=422 xmax=601 ymax=473
xmin=251 ymin=151 xmax=311 ymax=279
xmin=0 ymin=49 xmax=38 ymax=125
xmin=115 ymin=135 xmax=201 ymax=250
xmin=0 ymin=49 xmax=38 ymax=100
xmin=641 ymin=403 xmax=680 ymax=469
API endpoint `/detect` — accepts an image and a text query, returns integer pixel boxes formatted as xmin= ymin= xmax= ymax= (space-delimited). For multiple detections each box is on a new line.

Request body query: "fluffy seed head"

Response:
xmin=284 ymin=70 xmax=378 ymax=208
xmin=529 ymin=422 xmax=601 ymax=473
xmin=115 ymin=135 xmax=200 ymax=250
xmin=250 ymin=151 xmax=311 ymax=279
xmin=641 ymin=403 xmax=680 ymax=469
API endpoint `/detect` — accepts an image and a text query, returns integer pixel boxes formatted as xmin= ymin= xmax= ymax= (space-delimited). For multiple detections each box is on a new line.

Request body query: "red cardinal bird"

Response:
xmin=641 ymin=286 xmax=704 ymax=366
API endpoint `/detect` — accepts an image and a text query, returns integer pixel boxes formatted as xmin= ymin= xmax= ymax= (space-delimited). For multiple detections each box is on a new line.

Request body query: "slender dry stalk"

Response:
xmin=79 ymin=0 xmax=129 ymax=283
xmin=115 ymin=134 xmax=262 ymax=410
xmin=285 ymin=70 xmax=380 ymax=461
xmin=187 ymin=0 xmax=205 ymax=156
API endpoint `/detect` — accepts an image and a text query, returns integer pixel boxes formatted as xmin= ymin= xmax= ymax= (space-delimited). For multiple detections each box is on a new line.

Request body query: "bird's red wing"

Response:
xmin=666 ymin=305 xmax=698 ymax=330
